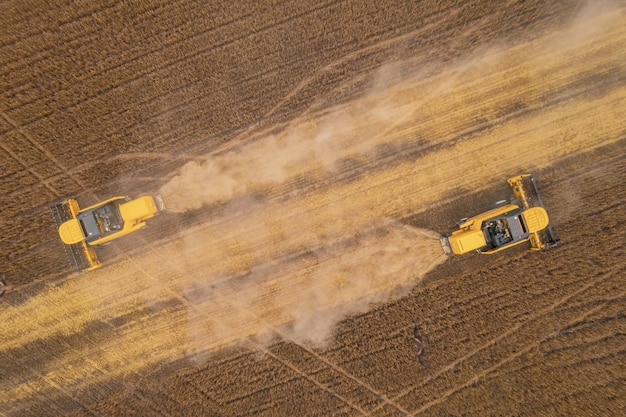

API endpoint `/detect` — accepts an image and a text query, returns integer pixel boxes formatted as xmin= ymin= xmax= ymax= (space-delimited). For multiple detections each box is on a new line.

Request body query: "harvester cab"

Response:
xmin=51 ymin=194 xmax=166 ymax=272
xmin=440 ymin=174 xmax=558 ymax=256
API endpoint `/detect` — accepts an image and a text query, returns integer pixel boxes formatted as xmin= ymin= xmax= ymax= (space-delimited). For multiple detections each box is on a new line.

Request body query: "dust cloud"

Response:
xmin=549 ymin=0 xmax=624 ymax=52
xmin=0 ymin=221 xmax=446 ymax=387
xmin=159 ymin=74 xmax=416 ymax=212
xmin=183 ymin=223 xmax=446 ymax=351
xmin=159 ymin=2 xmax=624 ymax=214
xmin=3 ymin=2 xmax=625 ymax=398
xmin=126 ymin=0 xmax=626 ymax=358
xmin=157 ymin=65 xmax=448 ymax=351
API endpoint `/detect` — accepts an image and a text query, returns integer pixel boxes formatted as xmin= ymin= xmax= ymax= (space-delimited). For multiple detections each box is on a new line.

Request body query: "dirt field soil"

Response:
xmin=1 ymin=1 xmax=625 ymax=416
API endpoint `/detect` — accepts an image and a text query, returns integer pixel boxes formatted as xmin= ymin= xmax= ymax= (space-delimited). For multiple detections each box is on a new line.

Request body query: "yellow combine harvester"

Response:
xmin=50 ymin=195 xmax=166 ymax=272
xmin=440 ymin=174 xmax=558 ymax=256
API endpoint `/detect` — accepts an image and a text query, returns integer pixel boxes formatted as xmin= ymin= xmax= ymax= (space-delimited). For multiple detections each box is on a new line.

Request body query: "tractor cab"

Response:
xmin=79 ymin=199 xmax=126 ymax=243
xmin=481 ymin=208 xmax=528 ymax=251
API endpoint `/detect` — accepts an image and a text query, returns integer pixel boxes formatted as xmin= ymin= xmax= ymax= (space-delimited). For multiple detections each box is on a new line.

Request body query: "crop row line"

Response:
xmin=410 ymin=283 xmax=626 ymax=415
xmin=0 ymin=109 xmax=95 ymax=199
xmin=2 ymin=0 xmax=340 ymax=119
xmin=0 ymin=0 xmax=118 ymax=50
xmin=0 ymin=111 xmax=61 ymax=198
xmin=371 ymin=259 xmax=624 ymax=415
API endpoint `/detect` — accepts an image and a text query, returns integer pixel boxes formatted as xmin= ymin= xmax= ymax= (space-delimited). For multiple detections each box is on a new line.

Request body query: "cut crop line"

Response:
xmin=7 ymin=357 xmax=103 ymax=417
xmin=113 ymin=220 xmax=411 ymax=416
xmin=102 ymin=240 xmax=372 ymax=416
xmin=369 ymin=261 xmax=623 ymax=415
xmin=410 ymin=286 xmax=626 ymax=416
xmin=221 ymin=65 xmax=626 ymax=200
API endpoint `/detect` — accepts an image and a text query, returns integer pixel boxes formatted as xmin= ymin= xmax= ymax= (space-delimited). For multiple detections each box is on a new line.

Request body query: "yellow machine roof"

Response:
xmin=449 ymin=229 xmax=486 ymax=255
xmin=118 ymin=196 xmax=157 ymax=221
xmin=522 ymin=206 xmax=549 ymax=233
xmin=59 ymin=219 xmax=84 ymax=245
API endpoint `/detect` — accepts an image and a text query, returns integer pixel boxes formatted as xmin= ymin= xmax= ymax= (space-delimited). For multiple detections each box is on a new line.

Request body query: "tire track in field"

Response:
xmin=2 ymin=0 xmax=342 ymax=125
xmin=263 ymin=0 xmax=469 ymax=119
xmin=0 ymin=109 xmax=104 ymax=198
xmin=409 ymin=276 xmax=626 ymax=415
xmin=428 ymin=320 xmax=623 ymax=414
xmin=3 ymin=0 xmax=611 ymax=348
xmin=160 ymin=4 xmax=626 ymax=213
xmin=215 ymin=287 xmax=413 ymax=416
xmin=0 ymin=111 xmax=62 ymax=197
xmin=422 ymin=282 xmax=626 ymax=415
xmin=2 ymin=4 xmax=625 ymax=414
xmin=0 ymin=152 xmax=196 ymax=199
xmin=245 ymin=342 xmax=371 ymax=416
xmin=373 ymin=155 xmax=625 ymax=414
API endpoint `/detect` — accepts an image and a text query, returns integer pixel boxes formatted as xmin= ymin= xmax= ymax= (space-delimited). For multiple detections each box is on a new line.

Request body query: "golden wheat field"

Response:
xmin=1 ymin=0 xmax=625 ymax=416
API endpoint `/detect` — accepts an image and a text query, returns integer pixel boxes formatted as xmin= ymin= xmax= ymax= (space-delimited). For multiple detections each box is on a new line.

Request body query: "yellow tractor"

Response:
xmin=51 ymin=195 xmax=166 ymax=272
xmin=440 ymin=174 xmax=558 ymax=256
